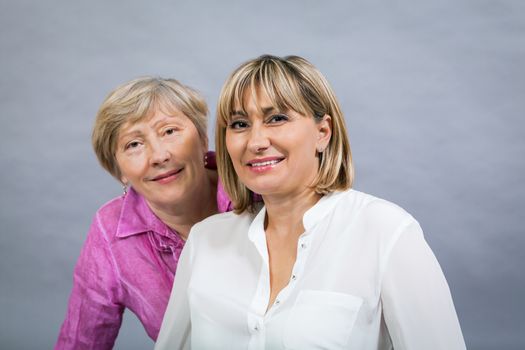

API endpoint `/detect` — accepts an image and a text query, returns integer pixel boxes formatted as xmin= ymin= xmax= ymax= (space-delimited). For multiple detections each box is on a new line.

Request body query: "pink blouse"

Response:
xmin=55 ymin=182 xmax=231 ymax=349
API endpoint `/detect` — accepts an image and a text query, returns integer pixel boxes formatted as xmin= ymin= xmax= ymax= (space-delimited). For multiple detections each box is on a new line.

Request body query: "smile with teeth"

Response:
xmin=250 ymin=159 xmax=282 ymax=167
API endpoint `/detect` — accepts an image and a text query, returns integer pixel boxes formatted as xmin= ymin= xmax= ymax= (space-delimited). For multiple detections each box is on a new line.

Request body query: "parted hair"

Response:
xmin=216 ymin=54 xmax=353 ymax=213
xmin=92 ymin=77 xmax=208 ymax=181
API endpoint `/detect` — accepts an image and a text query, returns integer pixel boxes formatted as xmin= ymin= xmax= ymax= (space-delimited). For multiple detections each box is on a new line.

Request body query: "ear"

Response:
xmin=316 ymin=114 xmax=332 ymax=152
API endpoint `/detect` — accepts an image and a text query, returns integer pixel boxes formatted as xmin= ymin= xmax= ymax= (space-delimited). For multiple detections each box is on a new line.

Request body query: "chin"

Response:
xmin=246 ymin=185 xmax=282 ymax=197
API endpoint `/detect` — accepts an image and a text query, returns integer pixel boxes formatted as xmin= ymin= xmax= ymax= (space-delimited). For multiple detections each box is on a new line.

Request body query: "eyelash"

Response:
xmin=268 ymin=114 xmax=288 ymax=123
xmin=165 ymin=127 xmax=177 ymax=135
xmin=125 ymin=141 xmax=141 ymax=150
xmin=122 ymin=127 xmax=177 ymax=151
xmin=228 ymin=114 xmax=289 ymax=129
xmin=229 ymin=120 xmax=249 ymax=129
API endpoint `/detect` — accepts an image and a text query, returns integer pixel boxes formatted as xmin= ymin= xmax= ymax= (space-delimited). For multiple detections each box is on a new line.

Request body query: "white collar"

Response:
xmin=248 ymin=190 xmax=349 ymax=245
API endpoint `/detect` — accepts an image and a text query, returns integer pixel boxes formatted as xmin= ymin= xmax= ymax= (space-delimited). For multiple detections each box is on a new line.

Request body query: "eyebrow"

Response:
xmin=230 ymin=106 xmax=278 ymax=117
xmin=230 ymin=110 xmax=247 ymax=117
xmin=261 ymin=106 xmax=277 ymax=115
xmin=151 ymin=114 xmax=185 ymax=129
xmin=118 ymin=129 xmax=143 ymax=140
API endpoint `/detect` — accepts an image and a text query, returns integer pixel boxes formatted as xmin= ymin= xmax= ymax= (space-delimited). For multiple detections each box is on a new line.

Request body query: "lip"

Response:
xmin=246 ymin=156 xmax=284 ymax=173
xmin=148 ymin=168 xmax=184 ymax=184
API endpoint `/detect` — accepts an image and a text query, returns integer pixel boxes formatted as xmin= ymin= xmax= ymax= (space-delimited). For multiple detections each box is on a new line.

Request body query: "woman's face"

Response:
xmin=115 ymin=107 xmax=207 ymax=211
xmin=225 ymin=87 xmax=331 ymax=199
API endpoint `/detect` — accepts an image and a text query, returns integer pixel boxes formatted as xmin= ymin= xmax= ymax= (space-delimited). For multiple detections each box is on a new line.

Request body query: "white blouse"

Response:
xmin=156 ymin=189 xmax=466 ymax=350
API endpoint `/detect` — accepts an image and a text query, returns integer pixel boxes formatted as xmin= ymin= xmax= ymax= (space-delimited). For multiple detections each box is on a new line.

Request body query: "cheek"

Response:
xmin=225 ymin=135 xmax=244 ymax=168
xmin=286 ymin=135 xmax=319 ymax=171
xmin=175 ymin=132 xmax=206 ymax=159
xmin=116 ymin=159 xmax=142 ymax=184
xmin=225 ymin=134 xmax=238 ymax=158
xmin=117 ymin=155 xmax=144 ymax=174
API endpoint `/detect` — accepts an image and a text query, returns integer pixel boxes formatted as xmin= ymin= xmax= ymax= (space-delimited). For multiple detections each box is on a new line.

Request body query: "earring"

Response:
xmin=317 ymin=147 xmax=325 ymax=161
xmin=122 ymin=183 xmax=128 ymax=196
xmin=204 ymin=151 xmax=216 ymax=169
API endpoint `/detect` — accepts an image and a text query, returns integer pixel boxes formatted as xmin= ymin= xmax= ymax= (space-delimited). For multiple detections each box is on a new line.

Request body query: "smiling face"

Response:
xmin=115 ymin=106 xmax=208 ymax=212
xmin=225 ymin=87 xmax=331 ymax=200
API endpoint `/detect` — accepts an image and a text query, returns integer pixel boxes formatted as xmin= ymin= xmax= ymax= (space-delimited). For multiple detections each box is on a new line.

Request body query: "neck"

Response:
xmin=147 ymin=169 xmax=218 ymax=240
xmin=263 ymin=188 xmax=322 ymax=239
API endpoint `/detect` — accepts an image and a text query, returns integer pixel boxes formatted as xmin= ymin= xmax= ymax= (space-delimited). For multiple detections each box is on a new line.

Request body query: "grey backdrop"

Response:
xmin=1 ymin=0 xmax=523 ymax=349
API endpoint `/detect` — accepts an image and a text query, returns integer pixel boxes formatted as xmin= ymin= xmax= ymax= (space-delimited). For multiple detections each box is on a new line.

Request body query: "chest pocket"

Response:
xmin=283 ymin=290 xmax=363 ymax=350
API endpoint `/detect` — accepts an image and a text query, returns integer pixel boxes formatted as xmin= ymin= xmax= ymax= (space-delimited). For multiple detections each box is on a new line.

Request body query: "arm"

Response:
xmin=381 ymin=220 xmax=466 ymax=350
xmin=155 ymin=231 xmax=194 ymax=350
xmin=55 ymin=214 xmax=124 ymax=350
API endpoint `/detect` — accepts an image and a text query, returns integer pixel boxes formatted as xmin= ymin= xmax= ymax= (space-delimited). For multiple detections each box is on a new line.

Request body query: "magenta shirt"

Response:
xmin=55 ymin=182 xmax=231 ymax=349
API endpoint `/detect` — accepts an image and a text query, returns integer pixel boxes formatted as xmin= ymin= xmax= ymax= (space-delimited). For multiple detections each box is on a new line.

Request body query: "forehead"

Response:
xmin=119 ymin=105 xmax=189 ymax=132
xmin=233 ymin=86 xmax=274 ymax=112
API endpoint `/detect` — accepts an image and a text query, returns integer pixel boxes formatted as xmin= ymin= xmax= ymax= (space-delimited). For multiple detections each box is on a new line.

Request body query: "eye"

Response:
xmin=165 ymin=128 xmax=176 ymax=135
xmin=267 ymin=114 xmax=289 ymax=123
xmin=125 ymin=141 xmax=142 ymax=150
xmin=229 ymin=120 xmax=249 ymax=129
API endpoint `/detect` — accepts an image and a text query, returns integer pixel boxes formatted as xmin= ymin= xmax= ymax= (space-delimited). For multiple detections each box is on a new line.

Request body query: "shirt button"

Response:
xmin=254 ymin=325 xmax=259 ymax=331
xmin=291 ymin=274 xmax=297 ymax=280
xmin=300 ymin=243 xmax=307 ymax=249
xmin=275 ymin=299 xmax=280 ymax=305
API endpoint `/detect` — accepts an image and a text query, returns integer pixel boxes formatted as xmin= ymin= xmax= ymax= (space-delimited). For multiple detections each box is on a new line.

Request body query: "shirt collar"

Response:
xmin=248 ymin=190 xmax=348 ymax=243
xmin=247 ymin=205 xmax=269 ymax=261
xmin=116 ymin=187 xmax=173 ymax=238
xmin=302 ymin=190 xmax=347 ymax=231
xmin=115 ymin=180 xmax=234 ymax=239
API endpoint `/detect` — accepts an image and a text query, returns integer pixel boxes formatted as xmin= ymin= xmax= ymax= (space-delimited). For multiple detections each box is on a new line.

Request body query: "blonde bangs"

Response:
xmin=218 ymin=58 xmax=313 ymax=127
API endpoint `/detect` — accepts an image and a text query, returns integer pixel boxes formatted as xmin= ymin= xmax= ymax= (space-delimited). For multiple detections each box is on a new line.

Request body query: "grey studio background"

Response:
xmin=1 ymin=0 xmax=523 ymax=349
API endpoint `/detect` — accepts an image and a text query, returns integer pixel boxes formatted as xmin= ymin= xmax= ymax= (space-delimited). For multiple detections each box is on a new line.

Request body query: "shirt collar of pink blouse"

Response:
xmin=115 ymin=187 xmax=173 ymax=239
xmin=115 ymin=181 xmax=233 ymax=239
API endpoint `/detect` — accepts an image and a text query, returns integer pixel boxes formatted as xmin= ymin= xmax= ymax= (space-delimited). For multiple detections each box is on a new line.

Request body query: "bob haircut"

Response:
xmin=216 ymin=54 xmax=353 ymax=213
xmin=92 ymin=77 xmax=208 ymax=181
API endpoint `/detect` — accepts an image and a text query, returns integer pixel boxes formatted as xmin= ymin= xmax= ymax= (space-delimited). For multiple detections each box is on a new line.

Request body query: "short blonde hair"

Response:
xmin=216 ymin=55 xmax=353 ymax=213
xmin=92 ymin=77 xmax=208 ymax=180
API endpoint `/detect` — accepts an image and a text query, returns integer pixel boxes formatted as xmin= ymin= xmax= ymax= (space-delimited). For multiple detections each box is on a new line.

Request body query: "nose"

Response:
xmin=247 ymin=123 xmax=270 ymax=154
xmin=149 ymin=139 xmax=171 ymax=166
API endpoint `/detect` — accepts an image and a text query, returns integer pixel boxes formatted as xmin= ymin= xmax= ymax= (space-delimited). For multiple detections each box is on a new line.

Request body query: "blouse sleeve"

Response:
xmin=55 ymin=213 xmax=124 ymax=350
xmin=155 ymin=230 xmax=194 ymax=350
xmin=381 ymin=219 xmax=466 ymax=350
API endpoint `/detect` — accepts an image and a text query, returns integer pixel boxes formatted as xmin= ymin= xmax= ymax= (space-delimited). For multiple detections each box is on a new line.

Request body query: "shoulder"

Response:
xmin=88 ymin=195 xmax=125 ymax=241
xmin=337 ymin=189 xmax=415 ymax=224
xmin=332 ymin=189 xmax=419 ymax=244
xmin=329 ymin=190 xmax=425 ymax=267
xmin=96 ymin=195 xmax=124 ymax=217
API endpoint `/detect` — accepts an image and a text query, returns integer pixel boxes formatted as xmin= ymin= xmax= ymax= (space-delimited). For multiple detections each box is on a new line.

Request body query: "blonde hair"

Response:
xmin=92 ymin=77 xmax=208 ymax=180
xmin=216 ymin=55 xmax=353 ymax=213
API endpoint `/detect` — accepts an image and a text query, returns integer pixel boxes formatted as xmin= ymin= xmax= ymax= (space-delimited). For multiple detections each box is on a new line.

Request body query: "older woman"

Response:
xmin=55 ymin=77 xmax=231 ymax=349
xmin=156 ymin=55 xmax=466 ymax=349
